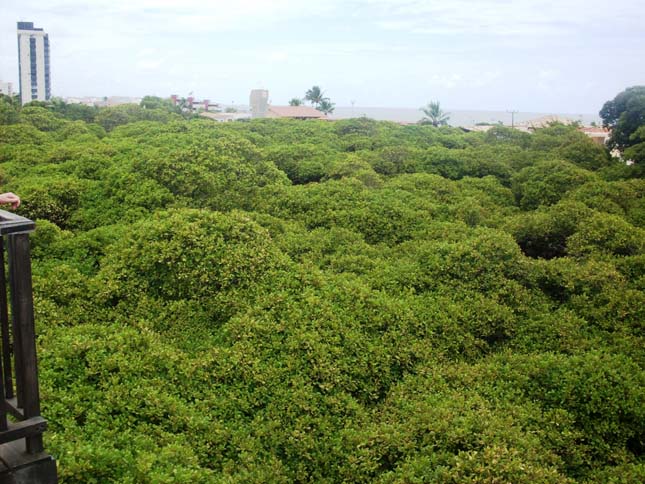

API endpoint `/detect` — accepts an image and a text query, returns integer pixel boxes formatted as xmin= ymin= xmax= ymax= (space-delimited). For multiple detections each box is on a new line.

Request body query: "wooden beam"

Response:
xmin=0 ymin=417 xmax=46 ymax=446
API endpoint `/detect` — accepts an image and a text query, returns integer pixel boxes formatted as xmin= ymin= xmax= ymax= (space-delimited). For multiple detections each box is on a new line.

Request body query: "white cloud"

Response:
xmin=136 ymin=58 xmax=166 ymax=70
xmin=4 ymin=0 xmax=336 ymax=36
xmin=367 ymin=0 xmax=641 ymax=37
xmin=268 ymin=51 xmax=289 ymax=62
xmin=537 ymin=68 xmax=561 ymax=90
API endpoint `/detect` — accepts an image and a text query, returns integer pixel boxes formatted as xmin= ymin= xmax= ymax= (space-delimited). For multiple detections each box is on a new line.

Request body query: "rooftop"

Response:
xmin=267 ymin=105 xmax=326 ymax=119
xmin=578 ymin=126 xmax=609 ymax=134
xmin=17 ymin=22 xmax=44 ymax=32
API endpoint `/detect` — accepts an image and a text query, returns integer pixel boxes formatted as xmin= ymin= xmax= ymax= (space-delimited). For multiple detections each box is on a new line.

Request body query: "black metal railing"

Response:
xmin=0 ymin=210 xmax=46 ymax=454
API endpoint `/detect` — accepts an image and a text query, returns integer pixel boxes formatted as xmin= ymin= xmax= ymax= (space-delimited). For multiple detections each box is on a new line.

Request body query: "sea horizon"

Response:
xmin=329 ymin=106 xmax=601 ymax=127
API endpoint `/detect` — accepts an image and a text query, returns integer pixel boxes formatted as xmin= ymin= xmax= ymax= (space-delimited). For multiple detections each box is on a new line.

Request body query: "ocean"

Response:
xmin=328 ymin=107 xmax=601 ymax=127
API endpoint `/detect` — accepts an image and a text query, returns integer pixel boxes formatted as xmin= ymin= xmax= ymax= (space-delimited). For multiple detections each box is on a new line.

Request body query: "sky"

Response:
xmin=0 ymin=0 xmax=643 ymax=113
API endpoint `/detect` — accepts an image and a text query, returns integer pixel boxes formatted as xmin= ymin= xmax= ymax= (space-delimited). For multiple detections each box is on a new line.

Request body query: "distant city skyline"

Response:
xmin=1 ymin=0 xmax=644 ymax=114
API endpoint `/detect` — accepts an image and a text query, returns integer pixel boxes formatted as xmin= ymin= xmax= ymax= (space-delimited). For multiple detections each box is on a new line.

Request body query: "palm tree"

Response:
xmin=420 ymin=101 xmax=450 ymax=127
xmin=305 ymin=86 xmax=324 ymax=106
xmin=289 ymin=98 xmax=303 ymax=106
xmin=318 ymin=98 xmax=335 ymax=115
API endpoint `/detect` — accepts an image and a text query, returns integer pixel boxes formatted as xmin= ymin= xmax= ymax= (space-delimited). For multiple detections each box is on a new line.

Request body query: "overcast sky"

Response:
xmin=1 ymin=0 xmax=643 ymax=113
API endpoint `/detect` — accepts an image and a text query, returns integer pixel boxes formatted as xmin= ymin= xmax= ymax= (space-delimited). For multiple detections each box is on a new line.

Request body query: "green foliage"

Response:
xmin=304 ymin=85 xmax=324 ymax=105
xmin=0 ymin=123 xmax=50 ymax=145
xmin=0 ymin=94 xmax=20 ymax=124
xmin=98 ymin=209 xmax=285 ymax=302
xmin=557 ymin=138 xmax=610 ymax=170
xmin=96 ymin=104 xmax=180 ymax=131
xmin=318 ymin=98 xmax=335 ymax=115
xmin=0 ymin=106 xmax=642 ymax=482
xmin=48 ymin=98 xmax=99 ymax=123
xmin=304 ymin=85 xmax=335 ymax=114
xmin=600 ymin=85 xmax=645 ymax=152
xmin=264 ymin=143 xmax=335 ymax=184
xmin=624 ymin=125 xmax=645 ymax=164
xmin=485 ymin=125 xmax=532 ymax=148
xmin=507 ymin=201 xmax=593 ymax=259
xmin=20 ymin=105 xmax=67 ymax=131
xmin=512 ymin=160 xmax=597 ymax=210
xmin=503 ymin=351 xmax=645 ymax=464
xmin=567 ymin=212 xmax=645 ymax=257
xmin=133 ymin=138 xmax=287 ymax=209
xmin=334 ymin=117 xmax=380 ymax=137
xmin=140 ymin=95 xmax=179 ymax=113
xmin=14 ymin=176 xmax=86 ymax=228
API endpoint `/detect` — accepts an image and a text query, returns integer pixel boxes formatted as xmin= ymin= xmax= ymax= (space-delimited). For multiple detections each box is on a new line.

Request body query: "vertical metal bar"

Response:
xmin=8 ymin=236 xmax=24 ymax=410
xmin=7 ymin=233 xmax=43 ymax=453
xmin=0 ymin=238 xmax=7 ymax=431
xmin=0 ymin=237 xmax=13 ymax=401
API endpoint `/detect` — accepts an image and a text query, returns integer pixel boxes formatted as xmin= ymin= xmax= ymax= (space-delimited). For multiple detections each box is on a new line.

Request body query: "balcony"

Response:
xmin=0 ymin=210 xmax=56 ymax=483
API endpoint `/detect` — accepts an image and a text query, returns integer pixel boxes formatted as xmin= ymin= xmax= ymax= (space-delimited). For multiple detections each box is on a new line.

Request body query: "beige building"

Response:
xmin=578 ymin=126 xmax=610 ymax=146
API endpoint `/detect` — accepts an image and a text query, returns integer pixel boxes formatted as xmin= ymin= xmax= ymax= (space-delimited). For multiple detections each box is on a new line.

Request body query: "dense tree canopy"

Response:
xmin=0 ymin=94 xmax=643 ymax=483
xmin=625 ymin=125 xmax=645 ymax=165
xmin=600 ymin=85 xmax=645 ymax=153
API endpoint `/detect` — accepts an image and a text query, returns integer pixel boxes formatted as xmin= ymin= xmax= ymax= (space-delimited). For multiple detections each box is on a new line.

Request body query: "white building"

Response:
xmin=17 ymin=22 xmax=51 ymax=105
xmin=0 ymin=81 xmax=13 ymax=96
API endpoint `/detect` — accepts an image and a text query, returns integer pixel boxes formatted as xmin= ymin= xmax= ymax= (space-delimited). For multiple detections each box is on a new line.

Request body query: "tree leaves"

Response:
xmin=0 ymin=104 xmax=642 ymax=482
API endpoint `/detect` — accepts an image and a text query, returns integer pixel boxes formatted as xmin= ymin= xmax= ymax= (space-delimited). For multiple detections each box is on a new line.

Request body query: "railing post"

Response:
xmin=0 ymin=238 xmax=8 ymax=433
xmin=0 ymin=210 xmax=56 ymax=484
xmin=7 ymin=233 xmax=43 ymax=454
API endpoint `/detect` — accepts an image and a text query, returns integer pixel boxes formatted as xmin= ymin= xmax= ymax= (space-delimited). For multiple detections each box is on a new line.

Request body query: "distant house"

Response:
xmin=578 ymin=126 xmax=611 ymax=146
xmin=200 ymin=111 xmax=251 ymax=122
xmin=461 ymin=125 xmax=496 ymax=133
xmin=462 ymin=116 xmax=578 ymax=133
xmin=266 ymin=106 xmax=326 ymax=120
xmin=517 ymin=115 xmax=577 ymax=130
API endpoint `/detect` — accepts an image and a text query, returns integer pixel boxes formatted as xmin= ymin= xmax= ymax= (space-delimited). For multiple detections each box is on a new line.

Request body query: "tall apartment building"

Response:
xmin=17 ymin=22 xmax=51 ymax=105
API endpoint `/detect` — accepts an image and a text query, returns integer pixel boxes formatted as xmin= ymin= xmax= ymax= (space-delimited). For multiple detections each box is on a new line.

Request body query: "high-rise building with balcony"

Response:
xmin=17 ymin=22 xmax=51 ymax=105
